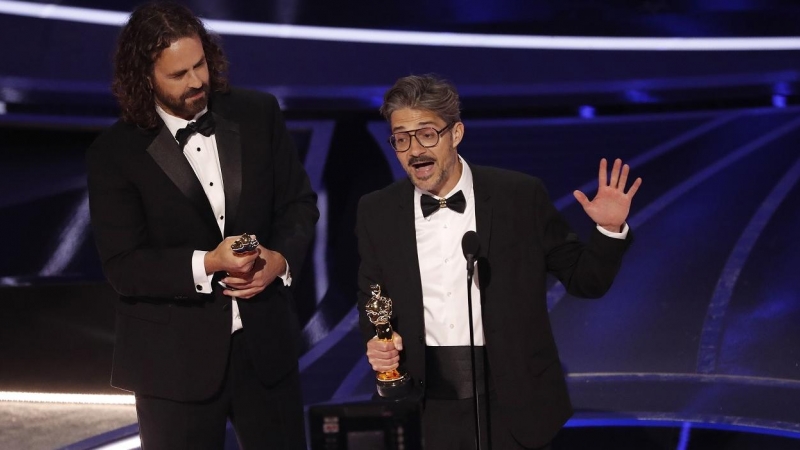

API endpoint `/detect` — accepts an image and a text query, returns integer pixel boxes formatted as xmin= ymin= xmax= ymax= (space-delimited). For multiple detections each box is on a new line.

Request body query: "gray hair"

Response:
xmin=379 ymin=74 xmax=461 ymax=125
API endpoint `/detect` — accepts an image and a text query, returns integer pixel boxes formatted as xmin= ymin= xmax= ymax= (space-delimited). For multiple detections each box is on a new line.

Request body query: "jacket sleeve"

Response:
xmin=534 ymin=178 xmax=632 ymax=298
xmin=355 ymin=194 xmax=383 ymax=345
xmin=86 ymin=136 xmax=203 ymax=300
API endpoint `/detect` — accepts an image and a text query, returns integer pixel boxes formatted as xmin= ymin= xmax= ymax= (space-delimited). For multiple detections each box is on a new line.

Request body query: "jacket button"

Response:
xmin=418 ymin=335 xmax=424 ymax=343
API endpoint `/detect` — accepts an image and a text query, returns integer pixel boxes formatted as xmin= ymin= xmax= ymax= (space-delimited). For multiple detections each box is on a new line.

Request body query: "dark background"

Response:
xmin=1 ymin=0 xmax=799 ymax=447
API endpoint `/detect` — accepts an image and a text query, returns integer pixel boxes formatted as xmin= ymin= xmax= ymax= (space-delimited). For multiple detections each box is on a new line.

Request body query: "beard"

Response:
xmin=405 ymin=152 xmax=454 ymax=195
xmin=154 ymin=83 xmax=210 ymax=119
xmin=406 ymin=160 xmax=453 ymax=196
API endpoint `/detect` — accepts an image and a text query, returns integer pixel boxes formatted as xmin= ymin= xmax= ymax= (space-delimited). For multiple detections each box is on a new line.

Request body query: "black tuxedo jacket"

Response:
xmin=356 ymin=164 xmax=631 ymax=448
xmin=87 ymin=88 xmax=318 ymax=401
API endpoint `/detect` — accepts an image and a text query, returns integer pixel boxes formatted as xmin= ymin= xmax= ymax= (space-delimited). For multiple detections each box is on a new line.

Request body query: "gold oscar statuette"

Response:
xmin=365 ymin=284 xmax=413 ymax=398
xmin=230 ymin=233 xmax=259 ymax=254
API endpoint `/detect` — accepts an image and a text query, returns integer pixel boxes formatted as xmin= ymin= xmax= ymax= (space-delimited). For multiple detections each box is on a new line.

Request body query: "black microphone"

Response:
xmin=462 ymin=230 xmax=480 ymax=276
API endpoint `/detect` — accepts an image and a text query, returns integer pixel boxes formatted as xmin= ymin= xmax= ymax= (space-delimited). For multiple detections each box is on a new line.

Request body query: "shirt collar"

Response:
xmin=414 ymin=155 xmax=473 ymax=200
xmin=156 ymin=104 xmax=209 ymax=139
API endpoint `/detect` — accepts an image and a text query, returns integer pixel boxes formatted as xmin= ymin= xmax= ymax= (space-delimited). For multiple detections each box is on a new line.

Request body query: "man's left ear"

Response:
xmin=452 ymin=122 xmax=464 ymax=147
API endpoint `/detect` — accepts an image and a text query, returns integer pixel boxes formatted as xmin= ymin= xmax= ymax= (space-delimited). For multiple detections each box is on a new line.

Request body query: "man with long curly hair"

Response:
xmin=86 ymin=2 xmax=318 ymax=448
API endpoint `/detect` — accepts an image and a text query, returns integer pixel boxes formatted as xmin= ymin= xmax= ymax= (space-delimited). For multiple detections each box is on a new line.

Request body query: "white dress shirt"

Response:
xmin=414 ymin=157 xmax=484 ymax=346
xmin=156 ymin=106 xmax=290 ymax=333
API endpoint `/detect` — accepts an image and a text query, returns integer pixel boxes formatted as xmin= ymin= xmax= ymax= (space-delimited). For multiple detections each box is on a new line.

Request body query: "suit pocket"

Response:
xmin=116 ymin=300 xmax=171 ymax=324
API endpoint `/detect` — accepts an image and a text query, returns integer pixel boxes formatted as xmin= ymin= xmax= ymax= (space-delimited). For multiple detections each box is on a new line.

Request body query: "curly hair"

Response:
xmin=379 ymin=74 xmax=461 ymax=125
xmin=112 ymin=1 xmax=229 ymax=129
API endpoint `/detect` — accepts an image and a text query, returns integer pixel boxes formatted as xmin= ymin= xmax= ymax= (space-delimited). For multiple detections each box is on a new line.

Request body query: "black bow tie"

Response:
xmin=421 ymin=190 xmax=466 ymax=218
xmin=175 ymin=111 xmax=215 ymax=148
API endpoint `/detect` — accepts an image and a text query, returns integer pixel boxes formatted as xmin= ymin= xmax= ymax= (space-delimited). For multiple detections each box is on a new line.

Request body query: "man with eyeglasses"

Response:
xmin=356 ymin=74 xmax=642 ymax=449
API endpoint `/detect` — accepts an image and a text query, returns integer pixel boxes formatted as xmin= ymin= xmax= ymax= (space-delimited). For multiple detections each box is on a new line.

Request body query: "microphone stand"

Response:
xmin=466 ymin=255 xmax=482 ymax=450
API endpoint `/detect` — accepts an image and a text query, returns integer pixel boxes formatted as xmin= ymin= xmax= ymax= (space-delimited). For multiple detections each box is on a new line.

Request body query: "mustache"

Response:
xmin=408 ymin=156 xmax=435 ymax=166
xmin=182 ymin=85 xmax=208 ymax=100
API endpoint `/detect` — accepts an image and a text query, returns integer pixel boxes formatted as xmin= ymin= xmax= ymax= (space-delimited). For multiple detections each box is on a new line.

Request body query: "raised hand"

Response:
xmin=573 ymin=158 xmax=642 ymax=233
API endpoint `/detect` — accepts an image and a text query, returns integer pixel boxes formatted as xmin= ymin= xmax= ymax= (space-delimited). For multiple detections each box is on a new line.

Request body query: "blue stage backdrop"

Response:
xmin=1 ymin=0 xmax=800 ymax=447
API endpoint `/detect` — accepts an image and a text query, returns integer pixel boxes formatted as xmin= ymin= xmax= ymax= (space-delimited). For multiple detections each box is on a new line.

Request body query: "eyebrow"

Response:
xmin=391 ymin=121 xmax=437 ymax=133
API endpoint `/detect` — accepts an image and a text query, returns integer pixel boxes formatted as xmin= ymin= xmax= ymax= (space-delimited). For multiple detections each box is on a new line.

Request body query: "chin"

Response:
xmin=417 ymin=182 xmax=440 ymax=194
xmin=190 ymin=97 xmax=208 ymax=109
xmin=184 ymin=104 xmax=206 ymax=117
xmin=406 ymin=170 xmax=440 ymax=191
xmin=409 ymin=176 xmax=428 ymax=190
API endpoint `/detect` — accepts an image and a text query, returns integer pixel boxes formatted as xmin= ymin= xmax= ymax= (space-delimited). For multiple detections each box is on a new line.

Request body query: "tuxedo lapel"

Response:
xmin=146 ymin=126 xmax=217 ymax=228
xmin=472 ymin=166 xmax=493 ymax=259
xmin=394 ymin=182 xmax=424 ymax=305
xmin=213 ymin=113 xmax=242 ymax=237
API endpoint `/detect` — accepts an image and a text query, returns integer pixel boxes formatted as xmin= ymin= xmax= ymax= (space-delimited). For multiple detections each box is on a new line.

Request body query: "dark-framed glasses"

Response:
xmin=388 ymin=123 xmax=454 ymax=152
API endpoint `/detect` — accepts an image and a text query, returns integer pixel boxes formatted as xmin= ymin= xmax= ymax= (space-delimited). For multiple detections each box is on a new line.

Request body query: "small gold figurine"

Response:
xmin=230 ymin=233 xmax=259 ymax=254
xmin=365 ymin=284 xmax=412 ymax=398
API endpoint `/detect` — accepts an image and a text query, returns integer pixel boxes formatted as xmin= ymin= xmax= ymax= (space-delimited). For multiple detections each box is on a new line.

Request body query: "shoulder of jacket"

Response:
xmin=87 ymin=120 xmax=158 ymax=158
xmin=214 ymin=87 xmax=278 ymax=109
xmin=359 ymin=178 xmax=410 ymax=208
xmin=472 ymin=164 xmax=542 ymax=189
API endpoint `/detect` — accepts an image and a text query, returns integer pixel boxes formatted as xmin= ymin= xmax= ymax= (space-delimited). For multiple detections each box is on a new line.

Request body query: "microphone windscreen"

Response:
xmin=461 ymin=230 xmax=480 ymax=259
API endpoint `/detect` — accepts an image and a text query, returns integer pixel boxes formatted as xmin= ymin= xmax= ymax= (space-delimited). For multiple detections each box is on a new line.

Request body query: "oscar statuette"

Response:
xmin=365 ymin=284 xmax=413 ymax=399
xmin=230 ymin=233 xmax=259 ymax=254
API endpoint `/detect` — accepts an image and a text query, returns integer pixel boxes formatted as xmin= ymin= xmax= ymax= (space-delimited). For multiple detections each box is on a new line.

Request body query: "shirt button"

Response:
xmin=196 ymin=285 xmax=202 ymax=291
xmin=219 ymin=215 xmax=224 ymax=220
xmin=209 ymin=182 xmax=214 ymax=186
xmin=444 ymin=258 xmax=449 ymax=264
xmin=450 ymin=324 xmax=454 ymax=329
xmin=196 ymin=147 xmax=201 ymax=152
xmin=447 ymin=292 xmax=451 ymax=297
xmin=444 ymin=224 xmax=448 ymax=229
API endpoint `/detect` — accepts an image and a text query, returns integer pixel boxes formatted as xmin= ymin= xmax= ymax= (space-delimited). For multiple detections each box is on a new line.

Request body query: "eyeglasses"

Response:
xmin=388 ymin=123 xmax=454 ymax=152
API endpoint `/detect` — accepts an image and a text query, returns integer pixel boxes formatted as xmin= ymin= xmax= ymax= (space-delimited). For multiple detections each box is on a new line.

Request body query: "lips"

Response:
xmin=410 ymin=160 xmax=435 ymax=179
xmin=185 ymin=90 xmax=205 ymax=101
xmin=409 ymin=155 xmax=434 ymax=166
xmin=183 ymin=85 xmax=208 ymax=102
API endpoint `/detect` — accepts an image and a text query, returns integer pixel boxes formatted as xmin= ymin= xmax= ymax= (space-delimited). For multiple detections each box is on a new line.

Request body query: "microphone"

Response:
xmin=462 ymin=230 xmax=480 ymax=276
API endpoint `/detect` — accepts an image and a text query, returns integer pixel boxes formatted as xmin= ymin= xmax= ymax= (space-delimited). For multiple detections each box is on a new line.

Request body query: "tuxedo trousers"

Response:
xmin=135 ymin=329 xmax=306 ymax=450
xmin=422 ymin=346 xmax=553 ymax=450
xmin=423 ymin=392 xmax=553 ymax=450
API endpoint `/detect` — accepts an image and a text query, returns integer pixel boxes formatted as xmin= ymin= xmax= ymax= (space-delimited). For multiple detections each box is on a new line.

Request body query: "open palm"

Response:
xmin=573 ymin=158 xmax=642 ymax=233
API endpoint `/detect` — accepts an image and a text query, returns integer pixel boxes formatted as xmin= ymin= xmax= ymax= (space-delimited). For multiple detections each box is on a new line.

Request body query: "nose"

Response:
xmin=408 ymin=134 xmax=427 ymax=155
xmin=187 ymin=70 xmax=202 ymax=89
